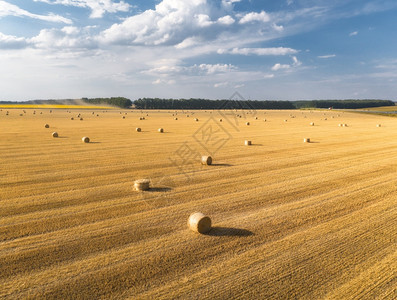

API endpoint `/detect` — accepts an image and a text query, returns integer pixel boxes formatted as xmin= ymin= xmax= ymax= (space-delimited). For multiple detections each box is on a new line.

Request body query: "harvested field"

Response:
xmin=0 ymin=108 xmax=396 ymax=299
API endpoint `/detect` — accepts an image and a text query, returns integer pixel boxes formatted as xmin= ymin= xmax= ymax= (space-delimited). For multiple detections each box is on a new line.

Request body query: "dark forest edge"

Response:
xmin=1 ymin=98 xmax=394 ymax=110
xmin=134 ymin=98 xmax=395 ymax=110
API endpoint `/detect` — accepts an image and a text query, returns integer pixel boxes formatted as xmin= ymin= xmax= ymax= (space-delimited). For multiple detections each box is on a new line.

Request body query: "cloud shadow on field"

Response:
xmin=205 ymin=227 xmax=254 ymax=237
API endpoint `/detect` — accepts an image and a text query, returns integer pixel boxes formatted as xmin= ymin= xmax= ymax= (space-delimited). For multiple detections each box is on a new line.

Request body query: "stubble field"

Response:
xmin=0 ymin=107 xmax=396 ymax=299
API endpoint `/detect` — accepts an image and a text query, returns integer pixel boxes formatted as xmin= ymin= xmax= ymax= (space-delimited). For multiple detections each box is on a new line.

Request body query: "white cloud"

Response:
xmin=271 ymin=63 xmax=290 ymax=71
xmin=99 ymin=0 xmax=210 ymax=45
xmin=218 ymin=47 xmax=298 ymax=56
xmin=30 ymin=26 xmax=96 ymax=49
xmin=272 ymin=23 xmax=284 ymax=32
xmin=264 ymin=74 xmax=275 ymax=78
xmin=195 ymin=14 xmax=213 ymax=27
xmin=271 ymin=56 xmax=301 ymax=71
xmin=318 ymin=54 xmax=336 ymax=59
xmin=145 ymin=63 xmax=237 ymax=76
xmin=33 ymin=0 xmax=130 ymax=18
xmin=292 ymin=55 xmax=301 ymax=66
xmin=239 ymin=11 xmax=270 ymax=24
xmin=0 ymin=32 xmax=29 ymax=49
xmin=217 ymin=15 xmax=235 ymax=25
xmin=0 ymin=1 xmax=72 ymax=23
xmin=152 ymin=79 xmax=175 ymax=85
xmin=214 ymin=81 xmax=229 ymax=88
xmin=349 ymin=31 xmax=358 ymax=36
xmin=175 ymin=37 xmax=201 ymax=49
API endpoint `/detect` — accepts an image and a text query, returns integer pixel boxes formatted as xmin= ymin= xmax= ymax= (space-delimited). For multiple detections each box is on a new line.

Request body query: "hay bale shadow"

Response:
xmin=205 ymin=227 xmax=254 ymax=237
xmin=211 ymin=163 xmax=233 ymax=167
xmin=147 ymin=187 xmax=172 ymax=192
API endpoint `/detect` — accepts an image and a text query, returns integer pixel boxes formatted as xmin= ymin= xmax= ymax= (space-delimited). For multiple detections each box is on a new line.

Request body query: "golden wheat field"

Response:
xmin=0 ymin=107 xmax=396 ymax=299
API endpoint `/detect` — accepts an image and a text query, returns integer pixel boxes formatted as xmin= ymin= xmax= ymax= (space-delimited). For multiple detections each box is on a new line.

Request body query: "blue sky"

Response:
xmin=1 ymin=0 xmax=397 ymax=101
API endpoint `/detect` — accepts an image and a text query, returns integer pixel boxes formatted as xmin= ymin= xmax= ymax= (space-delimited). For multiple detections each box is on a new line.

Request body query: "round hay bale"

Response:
xmin=245 ymin=140 xmax=252 ymax=146
xmin=310 ymin=122 xmax=314 ymax=126
xmin=136 ymin=127 xmax=142 ymax=132
xmin=71 ymin=117 xmax=74 ymax=120
xmin=52 ymin=132 xmax=58 ymax=138
xmin=122 ymin=116 xmax=125 ymax=119
xmin=44 ymin=124 xmax=50 ymax=128
xmin=376 ymin=124 xmax=381 ymax=127
xmin=263 ymin=119 xmax=267 ymax=122
xmin=194 ymin=118 xmax=199 ymax=122
xmin=284 ymin=119 xmax=288 ymax=122
xmin=201 ymin=155 xmax=212 ymax=165
xmin=134 ymin=179 xmax=150 ymax=191
xmin=304 ymin=138 xmax=310 ymax=143
xmin=158 ymin=128 xmax=164 ymax=133
xmin=188 ymin=212 xmax=212 ymax=234
xmin=255 ymin=117 xmax=258 ymax=120
xmin=174 ymin=117 xmax=178 ymax=120
xmin=80 ymin=118 xmax=83 ymax=121
xmin=82 ymin=136 xmax=90 ymax=143
xmin=338 ymin=124 xmax=342 ymax=127
xmin=219 ymin=119 xmax=222 ymax=122
xmin=246 ymin=122 xmax=250 ymax=126
xmin=343 ymin=124 xmax=348 ymax=127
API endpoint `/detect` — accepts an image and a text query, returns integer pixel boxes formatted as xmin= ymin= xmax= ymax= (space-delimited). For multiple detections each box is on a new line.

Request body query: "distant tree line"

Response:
xmin=134 ymin=98 xmax=296 ymax=110
xmin=293 ymin=100 xmax=395 ymax=109
xmin=0 ymin=97 xmax=133 ymax=108
xmin=82 ymin=97 xmax=132 ymax=108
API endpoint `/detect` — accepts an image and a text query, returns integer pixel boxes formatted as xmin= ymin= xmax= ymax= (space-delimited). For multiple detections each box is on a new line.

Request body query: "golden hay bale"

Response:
xmin=158 ymin=128 xmax=164 ymax=133
xmin=376 ymin=124 xmax=381 ymax=127
xmin=194 ymin=118 xmax=199 ymax=121
xmin=245 ymin=140 xmax=252 ymax=146
xmin=201 ymin=155 xmax=212 ymax=165
xmin=174 ymin=117 xmax=178 ymax=120
xmin=343 ymin=124 xmax=348 ymax=127
xmin=71 ymin=117 xmax=74 ymax=120
xmin=246 ymin=122 xmax=250 ymax=126
xmin=219 ymin=119 xmax=222 ymax=122
xmin=136 ymin=127 xmax=142 ymax=132
xmin=122 ymin=116 xmax=125 ymax=119
xmin=134 ymin=179 xmax=150 ymax=191
xmin=80 ymin=118 xmax=83 ymax=121
xmin=263 ymin=118 xmax=267 ymax=122
xmin=82 ymin=136 xmax=90 ymax=143
xmin=338 ymin=124 xmax=342 ymax=127
xmin=187 ymin=212 xmax=212 ymax=234
xmin=284 ymin=119 xmax=288 ymax=122
xmin=255 ymin=117 xmax=258 ymax=120
xmin=44 ymin=124 xmax=50 ymax=128
xmin=310 ymin=122 xmax=314 ymax=126
xmin=304 ymin=138 xmax=310 ymax=143
xmin=52 ymin=132 xmax=58 ymax=138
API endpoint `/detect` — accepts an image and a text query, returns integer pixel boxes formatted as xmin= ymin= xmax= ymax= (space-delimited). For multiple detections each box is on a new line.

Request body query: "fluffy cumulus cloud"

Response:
xmin=29 ymin=26 xmax=97 ymax=50
xmin=99 ymin=0 xmax=279 ymax=47
xmin=0 ymin=0 xmax=72 ymax=23
xmin=239 ymin=11 xmax=270 ymax=24
xmin=33 ymin=0 xmax=130 ymax=18
xmin=0 ymin=32 xmax=29 ymax=49
xmin=100 ymin=0 xmax=220 ymax=45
